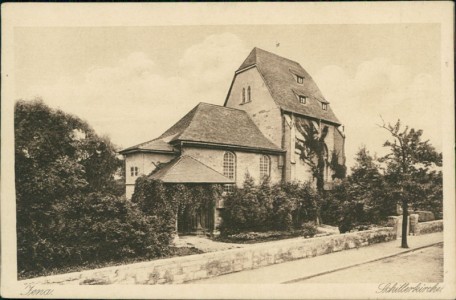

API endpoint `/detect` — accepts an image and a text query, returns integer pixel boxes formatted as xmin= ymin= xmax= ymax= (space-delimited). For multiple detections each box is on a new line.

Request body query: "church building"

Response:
xmin=120 ymin=47 xmax=345 ymax=206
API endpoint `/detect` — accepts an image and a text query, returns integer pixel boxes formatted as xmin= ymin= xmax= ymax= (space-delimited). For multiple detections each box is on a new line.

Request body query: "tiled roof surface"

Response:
xmin=119 ymin=138 xmax=174 ymax=154
xmin=237 ymin=47 xmax=341 ymax=125
xmin=149 ymin=155 xmax=233 ymax=183
xmin=160 ymin=102 xmax=282 ymax=152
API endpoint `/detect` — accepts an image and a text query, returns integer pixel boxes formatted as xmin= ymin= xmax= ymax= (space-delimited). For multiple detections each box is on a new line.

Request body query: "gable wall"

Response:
xmin=284 ymin=114 xmax=344 ymax=184
xmin=334 ymin=127 xmax=346 ymax=164
xmin=182 ymin=147 xmax=282 ymax=186
xmin=225 ymin=67 xmax=282 ymax=147
xmin=125 ymin=152 xmax=175 ymax=199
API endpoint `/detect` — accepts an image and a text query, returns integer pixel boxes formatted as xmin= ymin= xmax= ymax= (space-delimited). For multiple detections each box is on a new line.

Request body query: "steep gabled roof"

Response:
xmin=233 ymin=47 xmax=341 ymax=125
xmin=149 ymin=155 xmax=233 ymax=183
xmin=159 ymin=102 xmax=283 ymax=152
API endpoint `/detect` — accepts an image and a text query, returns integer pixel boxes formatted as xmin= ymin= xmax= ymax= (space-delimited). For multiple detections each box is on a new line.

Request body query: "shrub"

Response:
xmin=221 ymin=175 xmax=319 ymax=235
xmin=221 ymin=174 xmax=269 ymax=234
xmin=224 ymin=231 xmax=297 ymax=242
xmin=302 ymin=221 xmax=318 ymax=238
xmin=18 ymin=192 xmax=171 ymax=278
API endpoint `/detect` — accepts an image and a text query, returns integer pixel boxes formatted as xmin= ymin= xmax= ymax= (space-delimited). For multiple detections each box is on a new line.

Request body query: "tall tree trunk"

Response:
xmin=401 ymin=199 xmax=409 ymax=248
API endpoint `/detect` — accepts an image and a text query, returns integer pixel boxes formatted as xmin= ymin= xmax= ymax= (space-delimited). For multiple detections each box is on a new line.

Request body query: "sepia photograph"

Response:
xmin=1 ymin=2 xmax=455 ymax=299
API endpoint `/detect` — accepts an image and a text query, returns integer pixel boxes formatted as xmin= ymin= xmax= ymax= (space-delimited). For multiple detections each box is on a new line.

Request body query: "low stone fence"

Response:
xmin=21 ymin=227 xmax=396 ymax=285
xmin=389 ymin=216 xmax=443 ymax=236
xmin=416 ymin=220 xmax=443 ymax=235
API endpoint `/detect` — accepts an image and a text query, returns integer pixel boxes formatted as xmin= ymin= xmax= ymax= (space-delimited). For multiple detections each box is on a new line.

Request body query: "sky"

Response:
xmin=14 ymin=24 xmax=442 ymax=169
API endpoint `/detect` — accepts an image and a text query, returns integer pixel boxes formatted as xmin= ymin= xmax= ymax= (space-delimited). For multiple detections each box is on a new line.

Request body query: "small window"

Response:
xmin=299 ymin=96 xmax=307 ymax=104
xmin=297 ymin=76 xmax=303 ymax=84
xmin=260 ymin=155 xmax=270 ymax=179
xmin=322 ymin=103 xmax=328 ymax=110
xmin=223 ymin=184 xmax=235 ymax=194
xmin=242 ymin=88 xmax=246 ymax=103
xmin=247 ymin=86 xmax=251 ymax=102
xmin=130 ymin=166 xmax=139 ymax=177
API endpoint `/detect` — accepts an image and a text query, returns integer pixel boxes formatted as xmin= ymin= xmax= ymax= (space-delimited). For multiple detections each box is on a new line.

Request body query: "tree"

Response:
xmin=295 ymin=118 xmax=346 ymax=224
xmin=295 ymin=119 xmax=329 ymax=194
xmin=349 ymin=147 xmax=396 ymax=223
xmin=15 ymin=99 xmax=125 ymax=275
xmin=379 ymin=119 xmax=442 ymax=248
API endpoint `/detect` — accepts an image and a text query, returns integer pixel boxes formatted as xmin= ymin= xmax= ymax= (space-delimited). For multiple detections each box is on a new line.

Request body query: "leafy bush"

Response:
xmin=301 ymin=221 xmax=318 ymax=238
xmin=223 ymin=231 xmax=300 ymax=242
xmin=15 ymin=100 xmax=173 ymax=278
xmin=320 ymin=146 xmax=442 ymax=233
xmin=220 ymin=174 xmax=318 ymax=235
xmin=220 ymin=174 xmax=268 ymax=234
xmin=17 ymin=193 xmax=171 ymax=278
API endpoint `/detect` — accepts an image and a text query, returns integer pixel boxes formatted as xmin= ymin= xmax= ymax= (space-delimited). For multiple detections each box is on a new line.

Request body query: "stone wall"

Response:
xmin=389 ymin=216 xmax=443 ymax=236
xmin=416 ymin=220 xmax=443 ymax=235
xmin=21 ymin=227 xmax=396 ymax=285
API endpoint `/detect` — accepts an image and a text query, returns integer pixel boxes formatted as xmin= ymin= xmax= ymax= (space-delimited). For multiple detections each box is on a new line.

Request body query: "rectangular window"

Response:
xmin=299 ymin=96 xmax=307 ymax=104
xmin=322 ymin=103 xmax=328 ymax=110
xmin=297 ymin=76 xmax=303 ymax=84
xmin=130 ymin=166 xmax=139 ymax=176
xmin=223 ymin=184 xmax=235 ymax=194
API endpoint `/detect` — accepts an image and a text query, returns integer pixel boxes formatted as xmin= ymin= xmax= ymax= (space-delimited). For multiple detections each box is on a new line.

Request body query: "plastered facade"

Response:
xmin=125 ymin=152 xmax=175 ymax=199
xmin=225 ymin=67 xmax=282 ymax=147
xmin=182 ymin=146 xmax=282 ymax=186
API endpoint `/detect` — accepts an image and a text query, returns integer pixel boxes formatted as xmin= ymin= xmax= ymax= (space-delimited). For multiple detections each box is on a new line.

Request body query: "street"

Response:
xmin=191 ymin=232 xmax=443 ymax=284
xmin=292 ymin=243 xmax=443 ymax=283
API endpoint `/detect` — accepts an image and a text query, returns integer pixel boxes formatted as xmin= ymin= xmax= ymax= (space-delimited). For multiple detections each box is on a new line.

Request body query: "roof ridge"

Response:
xmin=238 ymin=47 xmax=300 ymax=71
xmin=172 ymin=103 xmax=206 ymax=141
xmin=159 ymin=104 xmax=200 ymax=140
xmin=120 ymin=137 xmax=161 ymax=152
xmin=255 ymin=47 xmax=300 ymax=66
xmin=199 ymin=101 xmax=247 ymax=113
xmin=150 ymin=155 xmax=182 ymax=178
xmin=165 ymin=155 xmax=184 ymax=175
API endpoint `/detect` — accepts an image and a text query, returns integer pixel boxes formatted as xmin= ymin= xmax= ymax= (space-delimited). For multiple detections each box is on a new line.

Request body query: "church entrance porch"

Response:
xmin=177 ymin=205 xmax=216 ymax=236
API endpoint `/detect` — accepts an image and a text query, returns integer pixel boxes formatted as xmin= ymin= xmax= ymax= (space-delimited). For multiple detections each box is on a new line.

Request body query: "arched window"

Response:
xmin=260 ymin=155 xmax=270 ymax=179
xmin=242 ymin=88 xmax=246 ymax=103
xmin=223 ymin=152 xmax=236 ymax=179
xmin=247 ymin=86 xmax=251 ymax=102
xmin=223 ymin=152 xmax=236 ymax=193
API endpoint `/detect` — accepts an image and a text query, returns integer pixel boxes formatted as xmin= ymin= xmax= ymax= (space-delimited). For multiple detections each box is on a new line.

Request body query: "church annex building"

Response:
xmin=119 ymin=47 xmax=346 ymax=232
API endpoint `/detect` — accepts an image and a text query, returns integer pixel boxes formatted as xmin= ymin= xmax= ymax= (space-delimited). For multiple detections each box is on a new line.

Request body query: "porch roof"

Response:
xmin=149 ymin=155 xmax=233 ymax=184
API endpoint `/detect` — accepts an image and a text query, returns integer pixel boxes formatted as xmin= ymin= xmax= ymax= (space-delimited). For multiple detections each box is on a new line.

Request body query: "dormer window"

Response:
xmin=299 ymin=96 xmax=307 ymax=104
xmin=322 ymin=103 xmax=328 ymax=110
xmin=297 ymin=76 xmax=303 ymax=84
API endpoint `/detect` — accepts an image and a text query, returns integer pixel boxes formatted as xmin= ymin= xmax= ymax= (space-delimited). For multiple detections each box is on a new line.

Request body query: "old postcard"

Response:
xmin=1 ymin=2 xmax=455 ymax=299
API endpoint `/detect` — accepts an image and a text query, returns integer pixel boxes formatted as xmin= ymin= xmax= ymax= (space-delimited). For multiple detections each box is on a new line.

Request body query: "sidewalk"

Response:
xmin=191 ymin=232 xmax=443 ymax=284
